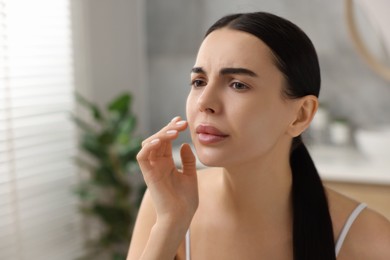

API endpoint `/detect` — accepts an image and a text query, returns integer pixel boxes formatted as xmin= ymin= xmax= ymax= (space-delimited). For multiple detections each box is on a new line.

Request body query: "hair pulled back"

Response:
xmin=206 ymin=12 xmax=335 ymax=260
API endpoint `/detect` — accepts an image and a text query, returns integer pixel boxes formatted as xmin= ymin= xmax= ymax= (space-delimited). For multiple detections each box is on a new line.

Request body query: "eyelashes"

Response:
xmin=190 ymin=78 xmax=250 ymax=91
xmin=231 ymin=82 xmax=249 ymax=90
xmin=190 ymin=79 xmax=206 ymax=88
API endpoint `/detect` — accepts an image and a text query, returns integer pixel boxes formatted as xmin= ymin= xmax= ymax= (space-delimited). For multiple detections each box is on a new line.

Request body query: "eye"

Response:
xmin=191 ymin=79 xmax=207 ymax=88
xmin=231 ymin=81 xmax=249 ymax=91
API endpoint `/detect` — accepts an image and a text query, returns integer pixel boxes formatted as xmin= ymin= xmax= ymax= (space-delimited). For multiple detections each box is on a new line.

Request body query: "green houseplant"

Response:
xmin=72 ymin=92 xmax=145 ymax=260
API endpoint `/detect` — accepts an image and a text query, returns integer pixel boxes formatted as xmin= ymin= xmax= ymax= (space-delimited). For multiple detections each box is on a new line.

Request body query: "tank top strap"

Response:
xmin=185 ymin=228 xmax=191 ymax=260
xmin=335 ymin=202 xmax=367 ymax=256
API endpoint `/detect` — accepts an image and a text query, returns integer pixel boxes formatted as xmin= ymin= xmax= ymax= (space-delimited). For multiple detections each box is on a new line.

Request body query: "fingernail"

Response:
xmin=171 ymin=116 xmax=180 ymax=122
xmin=167 ymin=130 xmax=177 ymax=135
xmin=176 ymin=120 xmax=186 ymax=125
xmin=150 ymin=139 xmax=160 ymax=144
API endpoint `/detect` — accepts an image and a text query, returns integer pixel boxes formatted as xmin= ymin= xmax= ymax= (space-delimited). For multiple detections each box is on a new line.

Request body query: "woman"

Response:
xmin=128 ymin=12 xmax=390 ymax=260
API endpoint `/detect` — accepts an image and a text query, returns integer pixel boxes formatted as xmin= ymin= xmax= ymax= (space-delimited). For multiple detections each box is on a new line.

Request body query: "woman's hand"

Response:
xmin=136 ymin=116 xmax=199 ymax=226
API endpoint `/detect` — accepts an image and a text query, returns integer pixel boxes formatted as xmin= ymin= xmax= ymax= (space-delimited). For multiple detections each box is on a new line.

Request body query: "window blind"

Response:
xmin=0 ymin=0 xmax=84 ymax=259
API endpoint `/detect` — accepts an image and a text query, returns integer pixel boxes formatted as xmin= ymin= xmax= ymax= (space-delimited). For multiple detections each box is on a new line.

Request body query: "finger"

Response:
xmin=163 ymin=140 xmax=173 ymax=157
xmin=171 ymin=116 xmax=181 ymax=123
xmin=156 ymin=141 xmax=167 ymax=157
xmin=141 ymin=117 xmax=188 ymax=147
xmin=180 ymin=143 xmax=196 ymax=176
xmin=149 ymin=147 xmax=157 ymax=163
xmin=139 ymin=127 xmax=179 ymax=164
xmin=137 ymin=139 xmax=161 ymax=172
xmin=157 ymin=130 xmax=177 ymax=156
xmin=158 ymin=122 xmax=187 ymax=157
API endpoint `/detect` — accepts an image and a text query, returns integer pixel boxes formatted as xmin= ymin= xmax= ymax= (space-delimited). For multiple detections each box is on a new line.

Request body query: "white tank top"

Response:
xmin=184 ymin=203 xmax=367 ymax=259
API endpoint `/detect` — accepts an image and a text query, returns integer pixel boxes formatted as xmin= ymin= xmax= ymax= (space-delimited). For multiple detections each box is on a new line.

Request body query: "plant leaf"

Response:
xmin=75 ymin=92 xmax=104 ymax=121
xmin=71 ymin=90 xmax=142 ymax=258
xmin=81 ymin=133 xmax=106 ymax=159
xmin=94 ymin=166 xmax=119 ymax=186
xmin=108 ymin=93 xmax=131 ymax=116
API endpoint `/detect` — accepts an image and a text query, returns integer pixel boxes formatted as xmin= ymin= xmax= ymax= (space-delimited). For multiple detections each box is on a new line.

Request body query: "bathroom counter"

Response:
xmin=308 ymin=145 xmax=390 ymax=185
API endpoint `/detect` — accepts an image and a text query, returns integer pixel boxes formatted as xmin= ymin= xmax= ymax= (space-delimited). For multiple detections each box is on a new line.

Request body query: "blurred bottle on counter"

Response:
xmin=306 ymin=104 xmax=330 ymax=145
xmin=328 ymin=118 xmax=352 ymax=146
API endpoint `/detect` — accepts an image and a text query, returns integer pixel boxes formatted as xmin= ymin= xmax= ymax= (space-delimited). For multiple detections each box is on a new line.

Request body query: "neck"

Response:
xmin=218 ymin=143 xmax=293 ymax=225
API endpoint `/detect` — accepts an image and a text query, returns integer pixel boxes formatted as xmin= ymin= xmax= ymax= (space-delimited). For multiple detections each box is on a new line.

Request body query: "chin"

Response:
xmin=197 ymin=158 xmax=221 ymax=167
xmin=194 ymin=147 xmax=230 ymax=168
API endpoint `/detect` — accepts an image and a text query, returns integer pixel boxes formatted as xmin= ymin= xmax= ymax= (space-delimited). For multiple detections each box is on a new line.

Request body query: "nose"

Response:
xmin=197 ymin=82 xmax=221 ymax=114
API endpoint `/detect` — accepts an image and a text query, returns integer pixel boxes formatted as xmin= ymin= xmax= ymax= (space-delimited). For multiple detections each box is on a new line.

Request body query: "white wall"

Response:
xmin=71 ymin=0 xmax=149 ymax=135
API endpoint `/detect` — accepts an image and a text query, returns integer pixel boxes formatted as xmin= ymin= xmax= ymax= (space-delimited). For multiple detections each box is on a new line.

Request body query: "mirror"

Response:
xmin=345 ymin=0 xmax=390 ymax=81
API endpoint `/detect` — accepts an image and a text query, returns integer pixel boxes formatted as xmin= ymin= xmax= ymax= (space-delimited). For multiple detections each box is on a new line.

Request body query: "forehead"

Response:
xmin=194 ymin=28 xmax=276 ymax=72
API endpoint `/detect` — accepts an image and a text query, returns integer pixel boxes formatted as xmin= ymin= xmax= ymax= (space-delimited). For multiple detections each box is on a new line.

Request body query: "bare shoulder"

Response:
xmin=326 ymin=187 xmax=390 ymax=259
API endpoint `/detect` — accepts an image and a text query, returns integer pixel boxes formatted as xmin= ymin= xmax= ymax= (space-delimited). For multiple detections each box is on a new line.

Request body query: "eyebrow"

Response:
xmin=191 ymin=67 xmax=258 ymax=77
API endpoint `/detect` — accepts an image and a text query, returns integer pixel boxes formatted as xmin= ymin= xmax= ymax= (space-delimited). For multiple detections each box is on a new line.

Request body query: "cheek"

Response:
xmin=232 ymin=102 xmax=290 ymax=150
xmin=185 ymin=93 xmax=192 ymax=117
xmin=186 ymin=92 xmax=196 ymax=125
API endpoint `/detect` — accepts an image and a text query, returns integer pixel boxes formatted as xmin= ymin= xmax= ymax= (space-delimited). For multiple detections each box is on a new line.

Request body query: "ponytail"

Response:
xmin=290 ymin=136 xmax=336 ymax=260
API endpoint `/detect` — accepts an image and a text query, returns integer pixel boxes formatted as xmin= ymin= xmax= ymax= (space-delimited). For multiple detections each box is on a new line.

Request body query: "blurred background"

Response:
xmin=1 ymin=0 xmax=389 ymax=259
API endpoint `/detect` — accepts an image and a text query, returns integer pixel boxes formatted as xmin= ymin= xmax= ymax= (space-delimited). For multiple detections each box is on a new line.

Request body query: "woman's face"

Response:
xmin=186 ymin=28 xmax=299 ymax=167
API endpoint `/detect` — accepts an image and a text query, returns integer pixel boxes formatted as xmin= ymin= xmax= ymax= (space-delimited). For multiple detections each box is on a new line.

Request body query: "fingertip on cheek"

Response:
xmin=176 ymin=120 xmax=187 ymax=126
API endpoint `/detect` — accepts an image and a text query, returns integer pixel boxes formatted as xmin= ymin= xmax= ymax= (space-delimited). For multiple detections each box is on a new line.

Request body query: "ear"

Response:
xmin=287 ymin=95 xmax=318 ymax=137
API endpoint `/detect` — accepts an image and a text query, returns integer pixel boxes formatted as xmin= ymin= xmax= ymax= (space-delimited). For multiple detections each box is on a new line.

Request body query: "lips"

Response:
xmin=195 ymin=124 xmax=229 ymax=144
